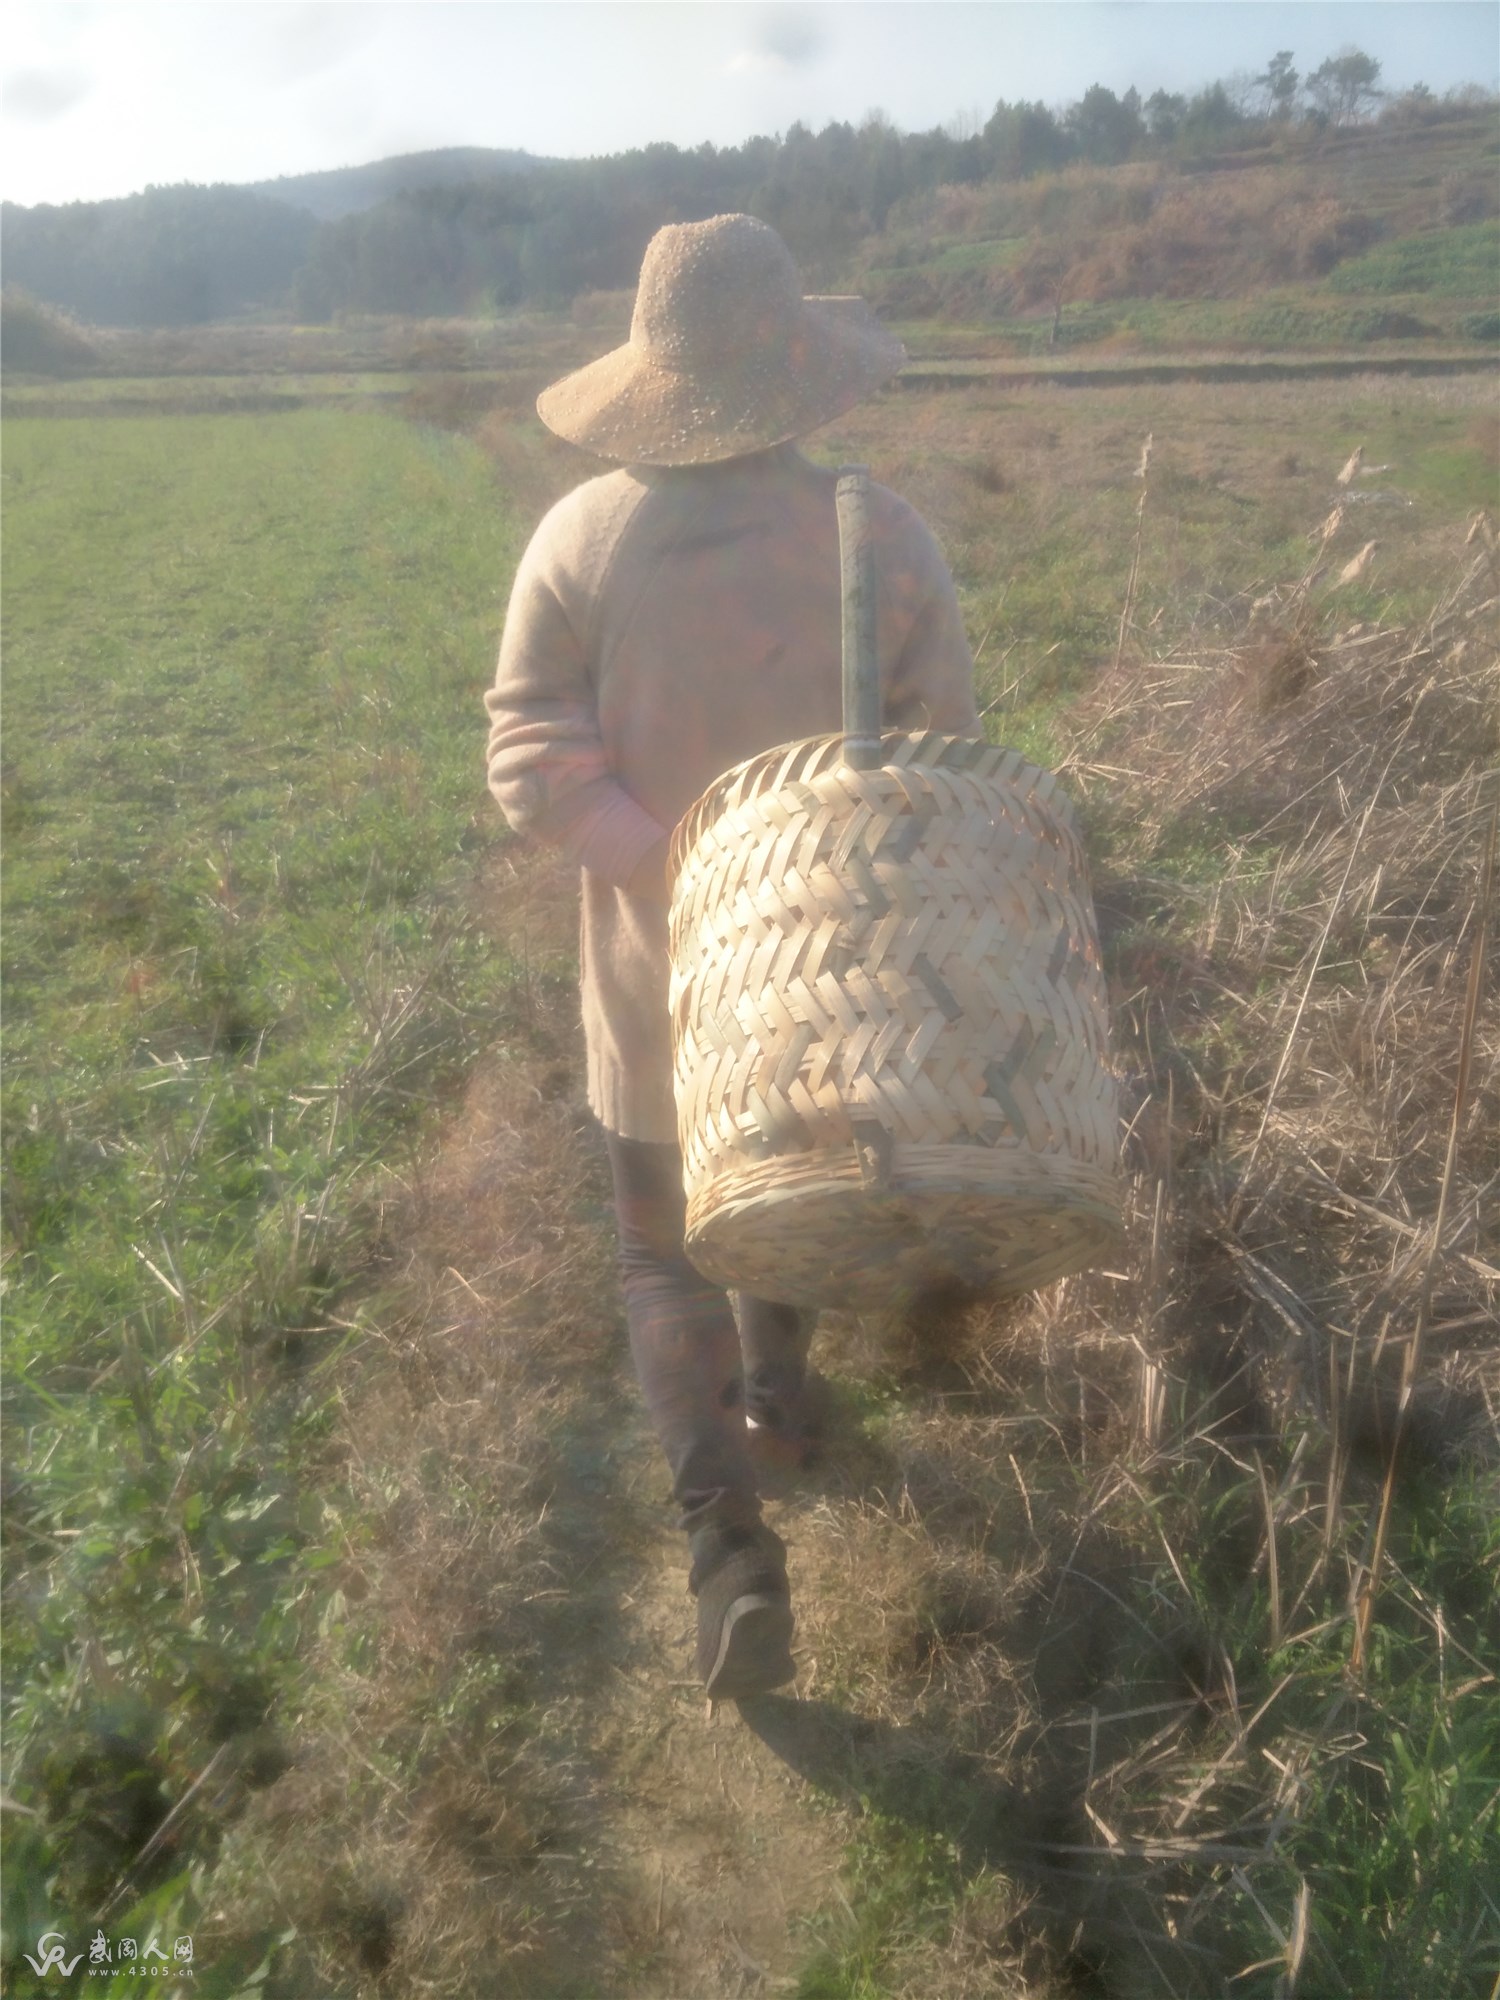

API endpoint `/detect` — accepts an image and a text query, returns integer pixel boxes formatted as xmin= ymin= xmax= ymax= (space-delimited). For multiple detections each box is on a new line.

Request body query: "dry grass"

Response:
xmin=0 ymin=287 xmax=102 ymax=374
xmin=209 ymin=1076 xmax=618 ymax=1991
xmin=202 ymin=848 xmax=638 ymax=1994
xmin=824 ymin=371 xmax=1496 ymax=617
xmin=1066 ymin=526 xmax=1498 ymax=1437
xmin=999 ymin=168 xmax=1383 ymax=313
xmin=204 ymin=849 xmax=855 ymax=1997
xmin=743 ymin=474 xmax=1496 ymax=1989
xmin=917 ymin=512 xmax=1500 ymax=1987
xmin=77 ymin=315 xmax=603 ymax=381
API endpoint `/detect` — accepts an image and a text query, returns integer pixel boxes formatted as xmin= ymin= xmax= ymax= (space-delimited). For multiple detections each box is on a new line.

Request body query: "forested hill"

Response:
xmin=2 ymin=52 xmax=1496 ymax=333
xmin=1 ymin=186 xmax=318 ymax=330
xmin=0 ymin=148 xmax=550 ymax=329
xmin=243 ymin=145 xmax=548 ymax=222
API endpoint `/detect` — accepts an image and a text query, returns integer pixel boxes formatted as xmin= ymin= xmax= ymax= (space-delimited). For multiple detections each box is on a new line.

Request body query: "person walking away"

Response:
xmin=484 ymin=214 xmax=979 ymax=1700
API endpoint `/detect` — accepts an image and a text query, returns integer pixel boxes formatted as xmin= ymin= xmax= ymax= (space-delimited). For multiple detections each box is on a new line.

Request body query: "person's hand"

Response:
xmin=625 ymin=834 xmax=671 ymax=906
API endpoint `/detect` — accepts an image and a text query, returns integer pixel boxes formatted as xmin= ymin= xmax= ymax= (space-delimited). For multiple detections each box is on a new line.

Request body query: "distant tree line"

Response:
xmin=1 ymin=50 xmax=1490 ymax=329
xmin=1 ymin=185 xmax=316 ymax=328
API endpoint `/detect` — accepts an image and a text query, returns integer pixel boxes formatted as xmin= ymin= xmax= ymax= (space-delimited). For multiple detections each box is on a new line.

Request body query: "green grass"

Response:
xmin=1169 ymin=1462 xmax=1500 ymax=1996
xmin=928 ymin=237 xmax=1026 ymax=276
xmin=1 ymin=371 xmax=397 ymax=404
xmin=1328 ymin=219 xmax=1500 ymax=297
xmin=1 ymin=408 xmax=523 ymax=1979
xmin=783 ymin=1439 xmax=1500 ymax=1999
xmin=794 ymin=1821 xmax=971 ymax=1998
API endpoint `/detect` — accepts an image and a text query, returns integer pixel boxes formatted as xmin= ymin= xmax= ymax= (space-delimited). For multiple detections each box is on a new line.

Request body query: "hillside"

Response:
xmin=862 ymin=113 xmax=1500 ymax=353
xmin=0 ymin=150 xmax=548 ymax=331
xmin=243 ymin=145 xmax=549 ymax=222
xmin=3 ymin=84 xmax=1495 ymax=342
xmin=0 ymin=184 xmax=316 ymax=330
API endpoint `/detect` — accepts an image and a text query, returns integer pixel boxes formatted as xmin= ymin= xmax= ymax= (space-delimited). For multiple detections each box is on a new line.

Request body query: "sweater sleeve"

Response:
xmin=484 ymin=489 xmax=669 ymax=886
xmin=879 ymin=497 xmax=982 ymax=738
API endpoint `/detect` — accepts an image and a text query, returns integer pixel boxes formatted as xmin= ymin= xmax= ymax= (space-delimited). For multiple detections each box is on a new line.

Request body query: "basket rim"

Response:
xmin=684 ymin=1165 xmax=1125 ymax=1308
xmin=667 ymin=729 xmax=1077 ymax=878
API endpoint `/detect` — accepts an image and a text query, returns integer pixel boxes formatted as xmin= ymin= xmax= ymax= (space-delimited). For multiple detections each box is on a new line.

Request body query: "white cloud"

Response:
xmin=756 ymin=6 xmax=823 ymax=66
xmin=724 ymin=47 xmax=792 ymax=76
xmin=243 ymin=4 xmax=383 ymax=89
xmin=2 ymin=65 xmax=92 ymax=120
xmin=724 ymin=6 xmax=825 ymax=77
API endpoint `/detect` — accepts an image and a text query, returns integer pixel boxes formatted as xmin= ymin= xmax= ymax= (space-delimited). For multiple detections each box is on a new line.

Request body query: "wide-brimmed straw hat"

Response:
xmin=537 ymin=213 xmax=906 ymax=466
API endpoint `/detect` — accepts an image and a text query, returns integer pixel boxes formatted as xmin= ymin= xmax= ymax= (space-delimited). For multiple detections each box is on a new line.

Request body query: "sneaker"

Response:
xmin=689 ymin=1524 xmax=796 ymax=1701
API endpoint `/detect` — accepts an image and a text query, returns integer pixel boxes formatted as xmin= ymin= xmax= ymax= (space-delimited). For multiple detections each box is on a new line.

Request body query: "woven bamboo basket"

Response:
xmin=666 ymin=470 xmax=1122 ymax=1311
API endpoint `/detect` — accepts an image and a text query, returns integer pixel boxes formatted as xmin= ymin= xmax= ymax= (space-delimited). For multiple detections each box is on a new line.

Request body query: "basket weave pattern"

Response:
xmin=668 ymin=731 xmax=1123 ymax=1308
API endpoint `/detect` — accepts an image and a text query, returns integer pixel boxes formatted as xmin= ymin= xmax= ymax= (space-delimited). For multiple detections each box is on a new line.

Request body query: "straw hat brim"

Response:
xmin=537 ymin=296 xmax=906 ymax=466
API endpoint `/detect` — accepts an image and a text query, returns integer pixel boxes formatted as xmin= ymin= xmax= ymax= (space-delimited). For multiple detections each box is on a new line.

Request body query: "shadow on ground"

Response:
xmin=736 ymin=1694 xmax=1072 ymax=1869
xmin=737 ymin=1693 xmax=1223 ymax=1993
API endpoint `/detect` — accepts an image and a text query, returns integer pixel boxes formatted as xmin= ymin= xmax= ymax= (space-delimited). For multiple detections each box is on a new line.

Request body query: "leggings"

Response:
xmin=606 ymin=1131 xmax=811 ymax=1533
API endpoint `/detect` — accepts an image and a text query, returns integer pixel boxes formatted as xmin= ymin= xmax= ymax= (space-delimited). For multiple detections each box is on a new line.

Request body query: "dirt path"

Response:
xmin=384 ymin=847 xmax=864 ymax=1995
xmin=226 ymin=835 xmax=1304 ymax=1998
xmin=588 ymin=1510 xmax=851 ymax=1997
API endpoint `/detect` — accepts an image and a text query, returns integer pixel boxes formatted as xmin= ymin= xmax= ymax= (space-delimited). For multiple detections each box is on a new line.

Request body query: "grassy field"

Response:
xmin=1 ymin=409 xmax=534 ymax=1989
xmin=2 ymin=358 xmax=1497 ymax=1997
xmin=824 ymin=370 xmax=1497 ymax=761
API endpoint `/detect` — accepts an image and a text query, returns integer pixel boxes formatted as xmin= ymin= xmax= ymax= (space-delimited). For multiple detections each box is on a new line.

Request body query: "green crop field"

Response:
xmin=1 ymin=409 xmax=534 ymax=1984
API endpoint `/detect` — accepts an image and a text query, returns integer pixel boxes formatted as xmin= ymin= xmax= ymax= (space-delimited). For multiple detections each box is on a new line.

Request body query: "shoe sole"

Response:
xmin=703 ymin=1591 xmax=796 ymax=1701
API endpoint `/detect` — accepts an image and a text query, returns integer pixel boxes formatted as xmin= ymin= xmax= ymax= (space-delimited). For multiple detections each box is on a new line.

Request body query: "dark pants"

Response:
xmin=606 ymin=1132 xmax=811 ymax=1534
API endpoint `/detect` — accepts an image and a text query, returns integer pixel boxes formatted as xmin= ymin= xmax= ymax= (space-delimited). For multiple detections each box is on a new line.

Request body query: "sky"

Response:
xmin=2 ymin=2 xmax=1497 ymax=209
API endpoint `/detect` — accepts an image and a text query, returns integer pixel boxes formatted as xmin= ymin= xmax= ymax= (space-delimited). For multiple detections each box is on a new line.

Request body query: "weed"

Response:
xmin=794 ymin=1819 xmax=972 ymax=1997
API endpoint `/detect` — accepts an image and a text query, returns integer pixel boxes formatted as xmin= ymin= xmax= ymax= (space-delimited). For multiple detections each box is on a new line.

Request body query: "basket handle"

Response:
xmin=836 ymin=466 xmax=882 ymax=771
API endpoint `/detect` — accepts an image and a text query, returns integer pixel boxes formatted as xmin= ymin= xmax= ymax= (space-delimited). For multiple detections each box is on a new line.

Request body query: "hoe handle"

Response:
xmin=836 ymin=466 xmax=882 ymax=770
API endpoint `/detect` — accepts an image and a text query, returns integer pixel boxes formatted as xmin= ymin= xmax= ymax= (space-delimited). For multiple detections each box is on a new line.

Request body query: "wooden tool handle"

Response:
xmin=836 ymin=466 xmax=881 ymax=770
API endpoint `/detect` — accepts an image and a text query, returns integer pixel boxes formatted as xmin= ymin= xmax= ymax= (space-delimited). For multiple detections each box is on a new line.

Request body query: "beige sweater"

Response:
xmin=485 ymin=443 xmax=979 ymax=1143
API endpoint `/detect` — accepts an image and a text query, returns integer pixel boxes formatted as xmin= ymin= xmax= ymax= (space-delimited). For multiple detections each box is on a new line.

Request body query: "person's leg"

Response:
xmin=609 ymin=1131 xmax=750 ymax=1530
xmin=606 ymin=1132 xmax=795 ymax=1697
xmin=735 ymin=1295 xmax=815 ymax=1434
xmin=735 ymin=1294 xmax=829 ymax=1486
